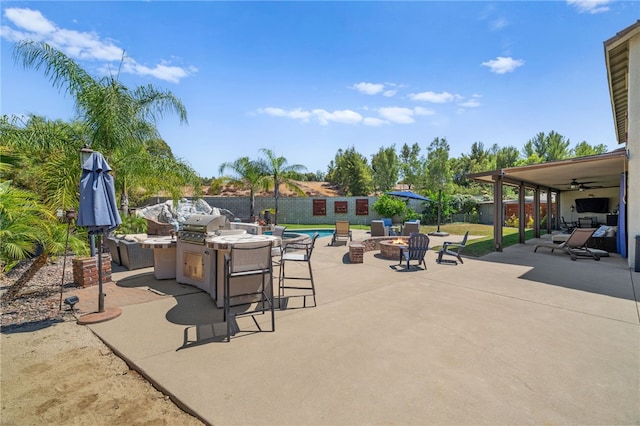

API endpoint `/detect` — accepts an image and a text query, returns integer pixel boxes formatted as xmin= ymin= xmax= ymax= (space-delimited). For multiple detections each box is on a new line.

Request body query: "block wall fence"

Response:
xmin=145 ymin=196 xmax=388 ymax=225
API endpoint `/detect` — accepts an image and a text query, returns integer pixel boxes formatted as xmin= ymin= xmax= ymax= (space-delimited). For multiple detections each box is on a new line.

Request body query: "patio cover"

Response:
xmin=467 ymin=149 xmax=626 ymax=192
xmin=467 ymin=149 xmax=627 ymax=252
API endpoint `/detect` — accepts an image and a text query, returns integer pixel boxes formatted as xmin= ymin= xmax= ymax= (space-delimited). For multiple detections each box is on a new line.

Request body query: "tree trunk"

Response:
xmin=1 ymin=253 xmax=49 ymax=303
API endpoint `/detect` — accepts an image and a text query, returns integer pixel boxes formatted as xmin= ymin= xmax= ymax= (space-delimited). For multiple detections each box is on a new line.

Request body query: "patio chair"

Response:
xmin=534 ymin=227 xmax=600 ymax=261
xmin=399 ymin=233 xmax=430 ymax=270
xmin=270 ymin=225 xmax=286 ymax=262
xmin=223 ymin=241 xmax=275 ymax=342
xmin=279 ymin=232 xmax=319 ymax=308
xmin=382 ymin=218 xmax=397 ymax=236
xmin=370 ymin=220 xmax=389 ymax=237
xmin=561 ymin=216 xmax=577 ymax=233
xmin=401 ymin=220 xmax=420 ymax=236
xmin=436 ymin=231 xmax=469 ymax=265
xmin=331 ymin=221 xmax=352 ymax=246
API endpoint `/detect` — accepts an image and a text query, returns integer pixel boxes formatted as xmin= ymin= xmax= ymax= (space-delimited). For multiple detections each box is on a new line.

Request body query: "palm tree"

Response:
xmin=12 ymin=41 xmax=195 ymax=212
xmin=257 ymin=148 xmax=307 ymax=224
xmin=219 ymin=157 xmax=266 ymax=220
xmin=0 ymin=179 xmax=87 ymax=301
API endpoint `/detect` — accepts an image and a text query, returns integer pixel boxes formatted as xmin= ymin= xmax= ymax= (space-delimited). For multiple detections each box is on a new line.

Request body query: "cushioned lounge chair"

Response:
xmin=534 ymin=227 xmax=600 ymax=261
xmin=401 ymin=221 xmax=420 ymax=236
xmin=331 ymin=221 xmax=352 ymax=246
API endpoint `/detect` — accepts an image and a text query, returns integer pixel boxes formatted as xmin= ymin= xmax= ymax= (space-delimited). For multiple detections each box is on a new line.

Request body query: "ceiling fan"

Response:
xmin=568 ymin=178 xmax=601 ymax=191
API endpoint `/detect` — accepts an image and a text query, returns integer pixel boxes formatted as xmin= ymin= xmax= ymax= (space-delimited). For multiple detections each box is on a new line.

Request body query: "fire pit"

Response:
xmin=379 ymin=237 xmax=409 ymax=259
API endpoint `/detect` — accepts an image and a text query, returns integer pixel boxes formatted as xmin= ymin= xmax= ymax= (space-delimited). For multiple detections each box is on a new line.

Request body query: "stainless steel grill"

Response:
xmin=176 ymin=214 xmax=229 ymax=292
xmin=178 ymin=214 xmax=229 ymax=244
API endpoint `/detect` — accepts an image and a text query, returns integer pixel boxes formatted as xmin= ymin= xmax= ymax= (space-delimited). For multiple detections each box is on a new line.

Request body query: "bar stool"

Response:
xmin=279 ymin=233 xmax=319 ymax=309
xmin=223 ymin=241 xmax=275 ymax=342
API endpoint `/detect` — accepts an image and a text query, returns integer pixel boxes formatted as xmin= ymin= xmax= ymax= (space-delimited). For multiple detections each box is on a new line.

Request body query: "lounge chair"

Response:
xmin=534 ymin=227 xmax=600 ymax=261
xmin=370 ymin=220 xmax=389 ymax=237
xmin=399 ymin=233 xmax=430 ymax=270
xmin=382 ymin=218 xmax=397 ymax=235
xmin=436 ymin=231 xmax=469 ymax=265
xmin=401 ymin=221 xmax=420 ymax=236
xmin=331 ymin=221 xmax=352 ymax=246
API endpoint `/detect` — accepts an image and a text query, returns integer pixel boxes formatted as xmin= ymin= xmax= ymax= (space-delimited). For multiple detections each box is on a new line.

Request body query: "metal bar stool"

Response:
xmin=223 ymin=241 xmax=275 ymax=342
xmin=279 ymin=233 xmax=319 ymax=309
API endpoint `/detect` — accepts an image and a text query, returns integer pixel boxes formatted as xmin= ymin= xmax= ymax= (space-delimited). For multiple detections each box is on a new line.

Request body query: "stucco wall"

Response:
xmin=627 ymin=35 xmax=640 ymax=269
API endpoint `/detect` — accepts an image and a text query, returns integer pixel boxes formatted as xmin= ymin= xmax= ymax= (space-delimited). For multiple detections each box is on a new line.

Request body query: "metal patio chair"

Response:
xmin=279 ymin=232 xmax=319 ymax=308
xmin=223 ymin=241 xmax=275 ymax=342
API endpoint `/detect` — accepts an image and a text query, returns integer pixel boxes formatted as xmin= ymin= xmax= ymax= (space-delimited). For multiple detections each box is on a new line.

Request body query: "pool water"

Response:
xmin=265 ymin=229 xmax=334 ymax=239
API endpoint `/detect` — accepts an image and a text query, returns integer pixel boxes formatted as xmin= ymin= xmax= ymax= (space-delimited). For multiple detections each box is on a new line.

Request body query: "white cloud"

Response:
xmin=257 ymin=107 xmax=362 ymax=125
xmin=257 ymin=107 xmax=312 ymax=122
xmin=363 ymin=117 xmax=386 ymax=127
xmin=4 ymin=8 xmax=55 ymax=34
xmin=567 ymin=0 xmax=611 ymax=14
xmin=481 ymin=56 xmax=524 ymax=74
xmin=351 ymin=81 xmax=398 ymax=97
xmin=414 ymin=106 xmax=435 ymax=116
xmin=459 ymin=95 xmax=482 ymax=108
xmin=312 ymin=109 xmax=363 ymax=125
xmin=408 ymin=91 xmax=455 ymax=103
xmin=1 ymin=7 xmax=194 ymax=83
xmin=378 ymin=106 xmax=432 ymax=124
xmin=351 ymin=82 xmax=385 ymax=95
xmin=490 ymin=18 xmax=509 ymax=31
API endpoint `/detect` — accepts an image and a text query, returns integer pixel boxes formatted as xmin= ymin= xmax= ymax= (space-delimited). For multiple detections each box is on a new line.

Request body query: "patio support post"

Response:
xmin=546 ymin=189 xmax=553 ymax=235
xmin=493 ymin=174 xmax=504 ymax=252
xmin=533 ymin=186 xmax=541 ymax=239
xmin=518 ymin=183 xmax=525 ymax=244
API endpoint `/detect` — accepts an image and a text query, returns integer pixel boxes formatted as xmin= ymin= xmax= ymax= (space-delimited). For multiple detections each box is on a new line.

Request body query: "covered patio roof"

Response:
xmin=468 ymin=149 xmax=627 ymax=192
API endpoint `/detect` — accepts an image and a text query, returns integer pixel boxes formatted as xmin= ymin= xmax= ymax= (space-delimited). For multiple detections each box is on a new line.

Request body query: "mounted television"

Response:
xmin=575 ymin=197 xmax=609 ymax=213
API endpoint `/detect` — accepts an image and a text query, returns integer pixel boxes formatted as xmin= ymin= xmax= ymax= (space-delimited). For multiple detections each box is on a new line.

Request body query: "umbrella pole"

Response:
xmin=98 ymin=231 xmax=104 ymax=313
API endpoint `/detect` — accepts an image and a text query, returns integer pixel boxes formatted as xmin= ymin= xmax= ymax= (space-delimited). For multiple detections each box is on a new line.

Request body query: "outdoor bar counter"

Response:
xmin=206 ymin=233 xmax=281 ymax=308
xmin=140 ymin=236 xmax=177 ymax=280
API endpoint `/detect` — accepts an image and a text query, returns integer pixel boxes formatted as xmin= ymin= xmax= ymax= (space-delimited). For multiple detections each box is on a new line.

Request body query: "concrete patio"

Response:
xmin=73 ymin=230 xmax=640 ymax=425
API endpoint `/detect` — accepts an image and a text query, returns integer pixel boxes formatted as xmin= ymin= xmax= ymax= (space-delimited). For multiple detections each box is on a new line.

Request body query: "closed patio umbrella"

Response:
xmin=77 ymin=151 xmax=122 ymax=315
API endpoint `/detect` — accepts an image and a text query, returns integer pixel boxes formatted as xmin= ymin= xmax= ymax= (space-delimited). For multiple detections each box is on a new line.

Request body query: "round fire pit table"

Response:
xmin=379 ymin=237 xmax=409 ymax=260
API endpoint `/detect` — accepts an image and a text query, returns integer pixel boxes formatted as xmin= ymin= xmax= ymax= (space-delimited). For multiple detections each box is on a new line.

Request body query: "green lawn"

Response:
xmin=280 ymin=222 xmax=543 ymax=258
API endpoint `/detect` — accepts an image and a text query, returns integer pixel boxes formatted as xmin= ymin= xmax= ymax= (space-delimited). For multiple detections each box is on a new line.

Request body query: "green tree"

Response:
xmin=522 ymin=131 xmax=571 ymax=163
xmin=257 ymin=148 xmax=307 ymax=224
xmin=426 ymin=137 xmax=451 ymax=232
xmin=371 ymin=145 xmax=399 ymax=193
xmin=495 ymin=146 xmax=521 ymax=169
xmin=326 ymin=147 xmax=372 ymax=196
xmin=219 ymin=157 xmax=266 ymax=219
xmin=573 ymin=141 xmax=608 ymax=157
xmin=399 ymin=143 xmax=423 ymax=190
xmin=12 ymin=41 xmax=197 ymax=213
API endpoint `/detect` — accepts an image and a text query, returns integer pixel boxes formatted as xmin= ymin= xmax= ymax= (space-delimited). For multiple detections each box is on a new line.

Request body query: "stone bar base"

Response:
xmin=72 ymin=254 xmax=112 ymax=287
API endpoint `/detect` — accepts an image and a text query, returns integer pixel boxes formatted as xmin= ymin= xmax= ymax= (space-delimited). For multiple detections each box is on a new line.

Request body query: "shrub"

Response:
xmin=117 ymin=215 xmax=147 ymax=234
xmin=372 ymin=195 xmax=406 ymax=218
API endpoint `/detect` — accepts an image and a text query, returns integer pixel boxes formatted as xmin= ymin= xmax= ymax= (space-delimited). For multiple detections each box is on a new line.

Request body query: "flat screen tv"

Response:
xmin=575 ymin=197 xmax=609 ymax=213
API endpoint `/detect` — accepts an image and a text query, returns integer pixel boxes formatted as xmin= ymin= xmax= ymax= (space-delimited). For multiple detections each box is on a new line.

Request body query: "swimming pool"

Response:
xmin=265 ymin=229 xmax=334 ymax=239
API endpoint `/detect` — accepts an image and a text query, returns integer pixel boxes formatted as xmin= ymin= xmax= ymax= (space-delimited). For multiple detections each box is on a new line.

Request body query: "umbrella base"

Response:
xmin=77 ymin=307 xmax=122 ymax=325
xmin=428 ymin=231 xmax=450 ymax=237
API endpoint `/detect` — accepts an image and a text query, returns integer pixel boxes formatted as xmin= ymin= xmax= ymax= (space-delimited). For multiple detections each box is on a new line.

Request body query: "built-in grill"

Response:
xmin=176 ymin=214 xmax=229 ymax=293
xmin=178 ymin=214 xmax=229 ymax=244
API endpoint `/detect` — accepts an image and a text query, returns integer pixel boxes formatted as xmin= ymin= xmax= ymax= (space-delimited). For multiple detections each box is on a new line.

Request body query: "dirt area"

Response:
xmin=195 ymin=181 xmax=344 ymax=197
xmin=1 ymin=260 xmax=204 ymax=425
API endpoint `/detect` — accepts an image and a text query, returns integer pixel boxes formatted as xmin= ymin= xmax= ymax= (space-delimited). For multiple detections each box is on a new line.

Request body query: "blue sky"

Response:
xmin=2 ymin=1 xmax=638 ymax=178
